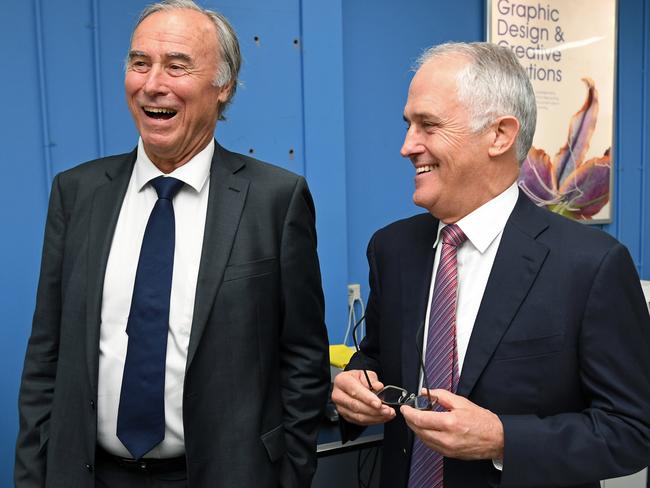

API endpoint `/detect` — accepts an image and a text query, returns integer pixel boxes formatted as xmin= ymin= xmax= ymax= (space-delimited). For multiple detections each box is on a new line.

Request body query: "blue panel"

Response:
xmin=301 ymin=0 xmax=349 ymax=341
xmin=639 ymin=3 xmax=650 ymax=280
xmin=343 ymin=0 xmax=485 ymax=307
xmin=0 ymin=0 xmax=50 ymax=482
xmin=41 ymin=0 xmax=101 ymax=173
xmin=613 ymin=0 xmax=646 ymax=267
xmin=96 ymin=0 xmax=147 ymax=156
xmin=210 ymin=0 xmax=305 ymax=175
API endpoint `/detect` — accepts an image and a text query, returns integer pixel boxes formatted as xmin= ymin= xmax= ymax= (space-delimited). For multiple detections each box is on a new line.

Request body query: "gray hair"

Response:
xmin=416 ymin=42 xmax=537 ymax=163
xmin=131 ymin=0 xmax=241 ymax=120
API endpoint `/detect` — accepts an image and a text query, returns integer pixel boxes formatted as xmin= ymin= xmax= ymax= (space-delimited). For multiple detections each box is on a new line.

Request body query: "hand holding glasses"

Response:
xmin=352 ymin=317 xmax=435 ymax=411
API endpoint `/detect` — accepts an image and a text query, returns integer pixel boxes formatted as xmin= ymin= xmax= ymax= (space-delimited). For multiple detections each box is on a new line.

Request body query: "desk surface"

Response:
xmin=317 ymin=422 xmax=383 ymax=458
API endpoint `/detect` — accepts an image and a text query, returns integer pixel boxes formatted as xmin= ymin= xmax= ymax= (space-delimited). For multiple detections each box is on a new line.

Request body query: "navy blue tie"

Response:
xmin=117 ymin=176 xmax=184 ymax=459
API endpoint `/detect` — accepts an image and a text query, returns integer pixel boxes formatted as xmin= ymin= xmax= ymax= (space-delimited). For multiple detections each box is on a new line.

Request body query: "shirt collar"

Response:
xmin=433 ymin=182 xmax=519 ymax=253
xmin=134 ymin=138 xmax=214 ymax=193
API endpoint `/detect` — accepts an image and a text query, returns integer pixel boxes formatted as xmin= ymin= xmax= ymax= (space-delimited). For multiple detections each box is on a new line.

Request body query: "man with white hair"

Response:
xmin=332 ymin=42 xmax=650 ymax=488
xmin=15 ymin=1 xmax=329 ymax=486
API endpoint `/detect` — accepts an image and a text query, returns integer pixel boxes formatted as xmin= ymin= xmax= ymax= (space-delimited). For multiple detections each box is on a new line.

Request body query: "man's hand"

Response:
xmin=400 ymin=389 xmax=504 ymax=460
xmin=331 ymin=370 xmax=396 ymax=425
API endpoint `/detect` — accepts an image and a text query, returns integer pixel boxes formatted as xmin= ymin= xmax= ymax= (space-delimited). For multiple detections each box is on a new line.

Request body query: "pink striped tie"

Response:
xmin=408 ymin=224 xmax=467 ymax=488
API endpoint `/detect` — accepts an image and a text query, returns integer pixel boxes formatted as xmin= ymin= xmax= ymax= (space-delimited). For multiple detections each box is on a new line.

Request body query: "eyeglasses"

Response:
xmin=352 ymin=316 xmax=435 ymax=411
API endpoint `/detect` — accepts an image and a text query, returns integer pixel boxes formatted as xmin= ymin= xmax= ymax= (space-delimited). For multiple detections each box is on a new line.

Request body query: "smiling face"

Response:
xmin=401 ymin=55 xmax=499 ymax=223
xmin=125 ymin=9 xmax=231 ymax=171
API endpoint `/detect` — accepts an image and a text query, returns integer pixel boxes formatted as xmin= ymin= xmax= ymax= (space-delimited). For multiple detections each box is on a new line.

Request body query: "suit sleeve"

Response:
xmin=339 ymin=233 xmax=383 ymax=442
xmin=15 ymin=174 xmax=66 ymax=487
xmin=499 ymin=242 xmax=650 ymax=486
xmin=347 ymin=233 xmax=383 ymax=374
xmin=278 ymin=176 xmax=330 ymax=488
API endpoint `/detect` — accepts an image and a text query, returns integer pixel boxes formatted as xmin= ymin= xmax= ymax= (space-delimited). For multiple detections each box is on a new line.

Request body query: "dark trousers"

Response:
xmin=95 ymin=448 xmax=187 ymax=488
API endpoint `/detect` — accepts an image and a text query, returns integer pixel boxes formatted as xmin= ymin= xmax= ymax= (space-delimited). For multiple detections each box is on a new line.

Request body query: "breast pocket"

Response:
xmin=223 ymin=257 xmax=277 ymax=282
xmin=493 ymin=334 xmax=564 ymax=361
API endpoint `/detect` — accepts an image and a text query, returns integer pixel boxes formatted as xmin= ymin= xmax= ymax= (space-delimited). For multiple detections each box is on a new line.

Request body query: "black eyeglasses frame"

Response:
xmin=351 ymin=316 xmax=435 ymax=411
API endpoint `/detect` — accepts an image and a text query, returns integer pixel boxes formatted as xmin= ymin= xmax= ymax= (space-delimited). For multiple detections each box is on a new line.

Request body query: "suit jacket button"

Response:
xmin=89 ymin=400 xmax=95 ymax=410
xmin=403 ymin=448 xmax=407 ymax=455
xmin=85 ymin=463 xmax=94 ymax=472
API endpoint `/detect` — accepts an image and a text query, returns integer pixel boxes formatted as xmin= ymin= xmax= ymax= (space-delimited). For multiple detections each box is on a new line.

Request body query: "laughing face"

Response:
xmin=401 ymin=55 xmax=496 ymax=223
xmin=125 ymin=8 xmax=230 ymax=171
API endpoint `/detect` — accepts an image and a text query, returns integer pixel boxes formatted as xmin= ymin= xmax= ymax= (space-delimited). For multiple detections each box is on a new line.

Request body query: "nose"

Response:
xmin=142 ymin=65 xmax=169 ymax=97
xmin=400 ymin=126 xmax=424 ymax=158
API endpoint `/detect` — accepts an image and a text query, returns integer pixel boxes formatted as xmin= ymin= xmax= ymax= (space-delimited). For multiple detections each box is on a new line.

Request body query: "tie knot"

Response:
xmin=440 ymin=224 xmax=467 ymax=247
xmin=151 ymin=176 xmax=184 ymax=201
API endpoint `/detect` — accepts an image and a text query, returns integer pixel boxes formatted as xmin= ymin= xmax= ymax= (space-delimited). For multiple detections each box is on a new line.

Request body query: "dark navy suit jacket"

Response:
xmin=344 ymin=192 xmax=650 ymax=488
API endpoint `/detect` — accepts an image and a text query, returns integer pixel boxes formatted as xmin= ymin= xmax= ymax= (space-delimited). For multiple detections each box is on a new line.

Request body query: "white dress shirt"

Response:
xmin=97 ymin=138 xmax=212 ymax=458
xmin=421 ymin=182 xmax=519 ymax=382
xmin=420 ymin=183 xmax=519 ymax=470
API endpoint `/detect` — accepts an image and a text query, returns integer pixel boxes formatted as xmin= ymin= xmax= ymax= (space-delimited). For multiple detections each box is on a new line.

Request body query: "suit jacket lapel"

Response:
xmin=86 ymin=152 xmax=136 ymax=391
xmin=186 ymin=142 xmax=249 ymax=370
xmin=400 ymin=216 xmax=438 ymax=395
xmin=457 ymin=194 xmax=550 ymax=398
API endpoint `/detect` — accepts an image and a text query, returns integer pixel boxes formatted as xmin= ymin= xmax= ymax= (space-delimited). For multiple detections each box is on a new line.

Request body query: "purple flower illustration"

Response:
xmin=518 ymin=78 xmax=611 ymax=220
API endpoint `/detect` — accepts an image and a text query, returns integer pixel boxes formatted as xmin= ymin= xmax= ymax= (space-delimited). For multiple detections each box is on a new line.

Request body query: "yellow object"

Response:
xmin=329 ymin=344 xmax=356 ymax=369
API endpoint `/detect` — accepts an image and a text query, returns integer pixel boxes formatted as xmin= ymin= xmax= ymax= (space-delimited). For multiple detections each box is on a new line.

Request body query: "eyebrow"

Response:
xmin=127 ymin=50 xmax=193 ymax=64
xmin=127 ymin=50 xmax=148 ymax=61
xmin=165 ymin=52 xmax=193 ymax=63
xmin=404 ymin=112 xmax=441 ymax=123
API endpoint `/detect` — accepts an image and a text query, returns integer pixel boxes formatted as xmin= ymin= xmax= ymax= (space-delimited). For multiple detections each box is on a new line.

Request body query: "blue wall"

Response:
xmin=2 ymin=0 xmax=649 ymax=483
xmin=342 ymin=0 xmax=486 ymax=315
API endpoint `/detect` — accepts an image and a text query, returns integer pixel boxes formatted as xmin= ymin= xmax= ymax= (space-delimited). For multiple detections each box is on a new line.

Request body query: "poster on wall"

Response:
xmin=487 ymin=0 xmax=616 ymax=223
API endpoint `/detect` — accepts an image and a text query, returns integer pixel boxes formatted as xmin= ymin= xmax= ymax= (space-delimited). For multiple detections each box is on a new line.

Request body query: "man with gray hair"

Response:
xmin=15 ymin=1 xmax=329 ymax=487
xmin=332 ymin=41 xmax=650 ymax=487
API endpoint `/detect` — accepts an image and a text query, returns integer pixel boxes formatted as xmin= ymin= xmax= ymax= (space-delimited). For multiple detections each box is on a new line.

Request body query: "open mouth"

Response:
xmin=143 ymin=106 xmax=177 ymax=120
xmin=416 ymin=164 xmax=439 ymax=175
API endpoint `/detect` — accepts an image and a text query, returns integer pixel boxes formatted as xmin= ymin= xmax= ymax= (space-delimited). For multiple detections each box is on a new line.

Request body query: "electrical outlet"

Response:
xmin=347 ymin=283 xmax=361 ymax=307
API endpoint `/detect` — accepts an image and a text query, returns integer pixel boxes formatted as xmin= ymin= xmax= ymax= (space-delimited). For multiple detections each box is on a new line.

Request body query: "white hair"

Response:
xmin=416 ymin=42 xmax=537 ymax=163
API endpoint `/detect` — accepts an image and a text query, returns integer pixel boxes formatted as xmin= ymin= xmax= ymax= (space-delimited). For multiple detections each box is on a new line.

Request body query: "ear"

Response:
xmin=217 ymin=82 xmax=232 ymax=104
xmin=487 ymin=116 xmax=520 ymax=158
